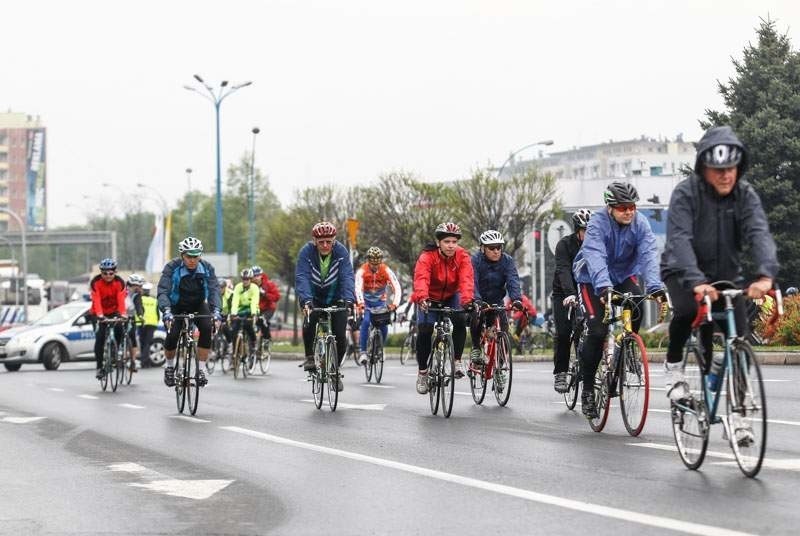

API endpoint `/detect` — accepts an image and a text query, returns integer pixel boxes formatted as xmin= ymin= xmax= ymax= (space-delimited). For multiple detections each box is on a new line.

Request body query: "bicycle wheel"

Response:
xmin=588 ymin=359 xmax=611 ymax=432
xmin=187 ymin=344 xmax=200 ymax=416
xmin=428 ymin=348 xmax=440 ymax=415
xmin=99 ymin=349 xmax=109 ymax=391
xmin=259 ymin=339 xmax=271 ymax=374
xmin=671 ymin=345 xmax=709 ymax=470
xmin=109 ymin=340 xmax=120 ymax=393
xmin=364 ymin=333 xmax=374 ymax=382
xmin=469 ymin=343 xmax=487 ymax=405
xmin=175 ymin=340 xmax=187 ymax=414
xmin=326 ymin=338 xmax=339 ymax=411
xmin=312 ymin=339 xmax=324 ymax=409
xmin=620 ymin=334 xmax=649 ymax=436
xmin=493 ymin=333 xmax=513 ymax=407
xmin=208 ymin=336 xmax=220 ymax=375
xmin=220 ymin=337 xmax=231 ymax=374
xmin=241 ymin=337 xmax=250 ymax=379
xmin=441 ymin=338 xmax=455 ymax=418
xmin=727 ymin=342 xmax=767 ymax=478
xmin=123 ymin=344 xmax=133 ymax=386
xmin=564 ymin=337 xmax=580 ymax=410
xmin=400 ymin=334 xmax=413 ymax=365
xmin=374 ymin=334 xmax=384 ymax=384
xmin=232 ymin=335 xmax=242 ymax=380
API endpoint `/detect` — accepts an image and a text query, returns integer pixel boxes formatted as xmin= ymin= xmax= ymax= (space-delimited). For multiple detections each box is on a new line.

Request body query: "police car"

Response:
xmin=0 ymin=301 xmax=165 ymax=371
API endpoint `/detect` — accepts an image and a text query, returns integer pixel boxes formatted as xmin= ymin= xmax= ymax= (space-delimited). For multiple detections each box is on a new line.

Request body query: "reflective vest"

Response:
xmin=141 ymin=295 xmax=159 ymax=326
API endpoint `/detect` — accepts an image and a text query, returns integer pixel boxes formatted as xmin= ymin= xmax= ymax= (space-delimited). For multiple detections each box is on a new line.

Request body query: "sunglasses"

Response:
xmin=613 ymin=204 xmax=636 ymax=213
xmin=101 ymin=270 xmax=116 ymax=275
xmin=317 ymin=239 xmax=334 ymax=245
xmin=485 ymin=245 xmax=503 ymax=251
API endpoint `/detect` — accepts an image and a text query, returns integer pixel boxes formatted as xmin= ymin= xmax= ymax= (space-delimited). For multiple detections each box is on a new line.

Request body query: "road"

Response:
xmin=1 ymin=357 xmax=799 ymax=535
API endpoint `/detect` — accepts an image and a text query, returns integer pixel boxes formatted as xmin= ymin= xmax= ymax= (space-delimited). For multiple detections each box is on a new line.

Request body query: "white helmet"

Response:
xmin=178 ymin=236 xmax=204 ymax=256
xmin=479 ymin=229 xmax=505 ymax=245
xmin=128 ymin=273 xmax=145 ymax=286
xmin=142 ymin=282 xmax=153 ymax=292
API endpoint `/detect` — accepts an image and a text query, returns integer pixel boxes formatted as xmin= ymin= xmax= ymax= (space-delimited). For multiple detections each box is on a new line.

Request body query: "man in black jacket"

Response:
xmin=551 ymin=209 xmax=591 ymax=393
xmin=660 ymin=126 xmax=779 ymax=409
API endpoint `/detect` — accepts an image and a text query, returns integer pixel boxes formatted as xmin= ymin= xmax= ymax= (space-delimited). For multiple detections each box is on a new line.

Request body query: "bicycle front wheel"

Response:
xmin=564 ymin=337 xmax=580 ymax=410
xmin=441 ymin=338 xmax=455 ymax=418
xmin=108 ymin=340 xmax=119 ymax=392
xmin=428 ymin=349 xmax=440 ymax=415
xmin=247 ymin=335 xmax=260 ymax=375
xmin=671 ymin=345 xmax=709 ymax=470
xmin=400 ymin=334 xmax=412 ymax=365
xmin=588 ymin=359 xmax=611 ymax=432
xmin=232 ymin=335 xmax=242 ymax=380
xmin=312 ymin=338 xmax=324 ymax=409
xmin=727 ymin=342 xmax=767 ymax=478
xmin=259 ymin=339 xmax=271 ymax=374
xmin=123 ymin=346 xmax=133 ymax=386
xmin=374 ymin=334 xmax=384 ymax=384
xmin=469 ymin=357 xmax=487 ymax=405
xmin=187 ymin=344 xmax=200 ymax=416
xmin=175 ymin=341 xmax=187 ymax=414
xmin=364 ymin=334 xmax=374 ymax=382
xmin=493 ymin=332 xmax=513 ymax=407
xmin=326 ymin=338 xmax=339 ymax=411
xmin=619 ymin=334 xmax=649 ymax=436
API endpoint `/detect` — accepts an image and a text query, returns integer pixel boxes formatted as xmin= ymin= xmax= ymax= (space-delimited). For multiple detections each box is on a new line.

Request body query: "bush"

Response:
xmin=758 ymin=295 xmax=800 ymax=345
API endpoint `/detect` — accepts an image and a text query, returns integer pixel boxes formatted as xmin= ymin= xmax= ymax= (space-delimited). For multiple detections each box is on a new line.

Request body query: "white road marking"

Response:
xmin=108 ymin=463 xmax=232 ymax=499
xmin=455 ymin=391 xmax=472 ymax=396
xmin=360 ymin=384 xmax=396 ymax=389
xmin=169 ymin=415 xmax=211 ymax=423
xmin=1 ymin=416 xmax=47 ymax=424
xmin=403 ymin=373 xmax=418 ymax=377
xmin=650 ymin=408 xmax=800 ymax=427
xmin=47 ymin=387 xmax=65 ymax=392
xmin=627 ymin=443 xmax=800 ymax=472
xmin=118 ymin=403 xmax=145 ymax=409
xmin=300 ymin=400 xmax=386 ymax=411
xmin=762 ymin=379 xmax=792 ymax=382
xmin=78 ymin=394 xmax=99 ymax=400
xmin=222 ymin=426 xmax=755 ymax=536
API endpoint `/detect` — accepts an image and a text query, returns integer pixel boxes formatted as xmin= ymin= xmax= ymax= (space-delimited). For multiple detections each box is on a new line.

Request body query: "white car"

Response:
xmin=0 ymin=301 xmax=166 ymax=372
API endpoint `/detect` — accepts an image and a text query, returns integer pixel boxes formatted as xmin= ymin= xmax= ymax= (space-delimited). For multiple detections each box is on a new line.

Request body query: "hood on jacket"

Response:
xmin=693 ymin=125 xmax=749 ymax=176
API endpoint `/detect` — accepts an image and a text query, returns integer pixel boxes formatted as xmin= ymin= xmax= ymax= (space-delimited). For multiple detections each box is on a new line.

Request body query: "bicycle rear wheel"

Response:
xmin=123 ymin=344 xmax=133 ymax=386
xmin=564 ymin=337 xmax=580 ymax=410
xmin=671 ymin=345 xmax=709 ymax=470
xmin=312 ymin=338 xmax=324 ymax=409
xmin=326 ymin=338 xmax=339 ymax=411
xmin=400 ymin=334 xmax=413 ymax=365
xmin=187 ymin=344 xmax=200 ymax=416
xmin=588 ymin=359 xmax=610 ymax=432
xmin=232 ymin=335 xmax=242 ymax=379
xmin=259 ymin=339 xmax=271 ymax=374
xmin=727 ymin=342 xmax=767 ymax=478
xmin=493 ymin=333 xmax=513 ymax=407
xmin=441 ymin=338 xmax=455 ymax=418
xmin=469 ymin=359 xmax=487 ymax=405
xmin=220 ymin=337 xmax=231 ymax=374
xmin=620 ymin=334 xmax=649 ymax=436
xmin=428 ymin=349 xmax=440 ymax=415
xmin=247 ymin=335 xmax=260 ymax=375
xmin=175 ymin=340 xmax=187 ymax=413
xmin=364 ymin=333 xmax=374 ymax=382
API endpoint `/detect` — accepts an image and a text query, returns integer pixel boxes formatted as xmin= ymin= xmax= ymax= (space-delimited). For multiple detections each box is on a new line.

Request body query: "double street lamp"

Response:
xmin=248 ymin=127 xmax=260 ymax=264
xmin=496 ymin=139 xmax=554 ymax=178
xmin=185 ymin=168 xmax=193 ymax=236
xmin=184 ymin=74 xmax=253 ymax=253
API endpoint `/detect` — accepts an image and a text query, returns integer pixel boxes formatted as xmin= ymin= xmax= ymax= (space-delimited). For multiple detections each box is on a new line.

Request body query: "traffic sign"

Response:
xmin=546 ymin=219 xmax=571 ymax=255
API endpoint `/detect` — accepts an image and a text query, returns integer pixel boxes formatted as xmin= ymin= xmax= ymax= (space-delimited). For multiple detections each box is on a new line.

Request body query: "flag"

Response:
xmin=164 ymin=212 xmax=172 ymax=263
xmin=145 ymin=213 xmax=165 ymax=273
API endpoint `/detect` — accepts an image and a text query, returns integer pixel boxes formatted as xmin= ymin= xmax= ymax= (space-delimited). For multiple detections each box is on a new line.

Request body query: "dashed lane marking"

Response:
xmin=627 ymin=442 xmax=800 ymax=472
xmin=1 ymin=416 xmax=47 ymax=424
xmin=360 ymin=384 xmax=396 ymax=389
xmin=169 ymin=415 xmax=211 ymax=423
xmin=108 ymin=463 xmax=233 ymax=500
xmin=299 ymin=400 xmax=386 ymax=411
xmin=78 ymin=394 xmax=99 ymax=400
xmin=118 ymin=403 xmax=145 ymax=409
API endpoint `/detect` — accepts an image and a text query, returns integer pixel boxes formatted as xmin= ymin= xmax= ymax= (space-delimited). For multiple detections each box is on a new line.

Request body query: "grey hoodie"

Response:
xmin=660 ymin=126 xmax=779 ymax=289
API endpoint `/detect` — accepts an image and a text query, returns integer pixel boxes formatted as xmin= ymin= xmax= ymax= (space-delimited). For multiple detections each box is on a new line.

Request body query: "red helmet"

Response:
xmin=311 ymin=221 xmax=337 ymax=239
xmin=434 ymin=222 xmax=462 ymax=240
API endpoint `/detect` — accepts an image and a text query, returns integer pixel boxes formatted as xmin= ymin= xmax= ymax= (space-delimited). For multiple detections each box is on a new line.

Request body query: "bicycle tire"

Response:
xmin=99 ymin=345 xmax=109 ymax=391
xmin=494 ymin=332 xmax=513 ymax=407
xmin=671 ymin=345 xmax=709 ymax=470
xmin=232 ymin=334 xmax=242 ymax=380
xmin=588 ymin=358 xmax=610 ymax=432
xmin=122 ymin=340 xmax=133 ymax=385
xmin=259 ymin=339 xmax=271 ymax=374
xmin=374 ymin=333 xmax=384 ymax=384
xmin=727 ymin=342 xmax=767 ymax=478
xmin=208 ymin=335 xmax=220 ymax=375
xmin=326 ymin=338 xmax=339 ymax=411
xmin=564 ymin=337 xmax=580 ymax=410
xmin=364 ymin=333 xmax=374 ymax=382
xmin=469 ymin=363 xmax=487 ymax=405
xmin=248 ymin=334 xmax=260 ymax=375
xmin=400 ymin=334 xmax=412 ymax=365
xmin=220 ymin=336 xmax=231 ymax=374
xmin=187 ymin=344 xmax=200 ymax=416
xmin=109 ymin=340 xmax=120 ymax=393
xmin=441 ymin=337 xmax=455 ymax=418
xmin=428 ymin=347 xmax=440 ymax=415
xmin=620 ymin=333 xmax=649 ymax=437
xmin=241 ymin=335 xmax=250 ymax=379
xmin=175 ymin=336 xmax=187 ymax=414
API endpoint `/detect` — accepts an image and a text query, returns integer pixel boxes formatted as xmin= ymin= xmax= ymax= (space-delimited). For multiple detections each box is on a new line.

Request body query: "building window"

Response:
xmin=650 ymin=166 xmax=663 ymax=176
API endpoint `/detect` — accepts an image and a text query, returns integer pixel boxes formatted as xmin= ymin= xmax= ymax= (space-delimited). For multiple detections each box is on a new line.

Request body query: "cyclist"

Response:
xmin=295 ymin=221 xmax=355 ymax=392
xmin=251 ymin=265 xmax=281 ymax=342
xmin=660 ymin=125 xmax=778 ymax=441
xmin=89 ymin=258 xmax=127 ymax=380
xmin=125 ymin=273 xmax=145 ymax=373
xmin=468 ymin=230 xmax=523 ymax=365
xmin=412 ymin=222 xmax=474 ymax=394
xmin=551 ymin=208 xmax=592 ymax=393
xmin=355 ymin=246 xmax=402 ymax=365
xmin=509 ymin=293 xmax=536 ymax=344
xmin=138 ymin=282 xmax=160 ymax=368
xmin=573 ymin=182 xmax=666 ymax=418
xmin=218 ymin=278 xmax=234 ymax=345
xmin=157 ymin=237 xmax=221 ymax=388
xmin=230 ymin=268 xmax=259 ymax=355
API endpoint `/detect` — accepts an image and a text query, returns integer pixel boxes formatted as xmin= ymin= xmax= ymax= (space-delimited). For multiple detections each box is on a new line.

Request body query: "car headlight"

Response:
xmin=12 ymin=334 xmax=41 ymax=346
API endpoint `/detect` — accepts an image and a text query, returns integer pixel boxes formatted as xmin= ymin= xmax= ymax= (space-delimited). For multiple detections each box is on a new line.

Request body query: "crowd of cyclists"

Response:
xmin=87 ymin=125 xmax=782 ymax=446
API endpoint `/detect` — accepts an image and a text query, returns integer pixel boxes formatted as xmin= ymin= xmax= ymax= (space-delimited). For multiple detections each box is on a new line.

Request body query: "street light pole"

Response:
xmin=184 ymin=74 xmax=253 ymax=253
xmin=248 ymin=126 xmax=260 ymax=264
xmin=0 ymin=208 xmax=27 ymax=321
xmin=185 ymin=168 xmax=193 ymax=236
xmin=496 ymin=139 xmax=554 ymax=179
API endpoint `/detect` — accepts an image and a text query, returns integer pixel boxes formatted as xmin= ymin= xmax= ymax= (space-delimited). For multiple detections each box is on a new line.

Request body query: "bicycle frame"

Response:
xmin=475 ymin=305 xmax=509 ymax=380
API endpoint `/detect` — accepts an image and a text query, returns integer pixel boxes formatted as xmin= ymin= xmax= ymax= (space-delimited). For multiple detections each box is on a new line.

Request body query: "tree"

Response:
xmin=703 ymin=17 xmax=800 ymax=283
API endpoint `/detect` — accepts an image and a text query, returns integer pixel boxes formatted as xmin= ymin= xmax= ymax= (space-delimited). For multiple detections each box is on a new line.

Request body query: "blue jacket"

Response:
xmin=295 ymin=241 xmax=356 ymax=306
xmin=156 ymin=257 xmax=221 ymax=313
xmin=471 ymin=251 xmax=522 ymax=305
xmin=573 ymin=210 xmax=662 ymax=295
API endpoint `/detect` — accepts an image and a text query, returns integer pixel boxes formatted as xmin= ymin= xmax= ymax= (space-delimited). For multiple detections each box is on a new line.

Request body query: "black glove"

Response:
xmin=511 ymin=300 xmax=524 ymax=312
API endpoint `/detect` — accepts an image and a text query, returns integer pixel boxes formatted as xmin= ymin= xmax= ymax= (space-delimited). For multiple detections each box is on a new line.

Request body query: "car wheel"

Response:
xmin=149 ymin=338 xmax=166 ymax=367
xmin=41 ymin=342 xmax=64 ymax=370
xmin=3 ymin=363 xmax=22 ymax=372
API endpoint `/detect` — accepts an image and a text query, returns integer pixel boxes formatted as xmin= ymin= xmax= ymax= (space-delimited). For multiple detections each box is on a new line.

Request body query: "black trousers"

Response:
xmin=232 ymin=314 xmax=257 ymax=350
xmin=94 ymin=320 xmax=125 ymax=369
xmin=469 ymin=309 xmax=508 ymax=349
xmin=552 ymin=295 xmax=573 ymax=374
xmin=138 ymin=325 xmax=156 ymax=367
xmin=164 ymin=302 xmax=213 ymax=351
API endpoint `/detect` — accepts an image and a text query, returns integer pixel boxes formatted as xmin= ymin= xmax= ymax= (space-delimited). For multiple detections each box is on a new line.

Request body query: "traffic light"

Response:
xmin=533 ymin=230 xmax=541 ymax=240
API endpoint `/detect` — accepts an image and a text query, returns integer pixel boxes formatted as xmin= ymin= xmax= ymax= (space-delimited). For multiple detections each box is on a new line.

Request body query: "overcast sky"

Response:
xmin=5 ymin=0 xmax=799 ymax=227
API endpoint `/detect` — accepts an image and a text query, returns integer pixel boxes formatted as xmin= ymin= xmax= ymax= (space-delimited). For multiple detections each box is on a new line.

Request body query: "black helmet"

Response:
xmin=603 ymin=182 xmax=639 ymax=206
xmin=572 ymin=209 xmax=592 ymax=230
xmin=700 ymin=144 xmax=743 ymax=169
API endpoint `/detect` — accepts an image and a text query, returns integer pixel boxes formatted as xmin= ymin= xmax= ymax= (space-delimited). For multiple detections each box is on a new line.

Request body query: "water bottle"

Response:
xmin=707 ymin=352 xmax=724 ymax=391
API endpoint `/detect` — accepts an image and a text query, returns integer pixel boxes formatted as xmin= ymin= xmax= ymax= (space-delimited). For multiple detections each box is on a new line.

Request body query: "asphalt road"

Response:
xmin=1 ymin=357 xmax=799 ymax=536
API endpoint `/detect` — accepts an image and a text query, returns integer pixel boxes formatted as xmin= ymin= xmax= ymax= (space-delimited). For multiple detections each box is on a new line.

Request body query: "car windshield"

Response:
xmin=33 ymin=302 xmax=89 ymax=326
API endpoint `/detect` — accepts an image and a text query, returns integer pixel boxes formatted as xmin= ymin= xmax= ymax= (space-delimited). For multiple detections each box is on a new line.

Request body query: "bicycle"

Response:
xmin=466 ymin=304 xmax=513 ymax=406
xmin=208 ymin=324 xmax=231 ymax=375
xmin=399 ymin=320 xmax=417 ymax=366
xmin=231 ymin=315 xmax=256 ymax=380
xmin=363 ymin=306 xmax=392 ymax=383
xmin=588 ymin=289 xmax=664 ymax=436
xmin=344 ymin=309 xmax=360 ymax=367
xmin=307 ymin=306 xmax=347 ymax=411
xmin=248 ymin=314 xmax=273 ymax=375
xmin=122 ymin=317 xmax=137 ymax=386
xmin=172 ymin=313 xmax=211 ymax=416
xmin=671 ymin=282 xmax=782 ymax=477
xmin=425 ymin=306 xmax=459 ymax=418
xmin=563 ymin=302 xmax=587 ymax=410
xmin=97 ymin=317 xmax=127 ymax=392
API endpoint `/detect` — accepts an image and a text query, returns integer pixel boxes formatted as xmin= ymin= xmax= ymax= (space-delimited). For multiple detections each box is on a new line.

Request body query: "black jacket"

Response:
xmin=660 ymin=126 xmax=779 ymax=289
xmin=552 ymin=233 xmax=582 ymax=297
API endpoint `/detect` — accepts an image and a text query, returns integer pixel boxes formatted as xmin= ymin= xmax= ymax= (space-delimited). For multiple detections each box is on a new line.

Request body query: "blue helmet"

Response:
xmin=99 ymin=258 xmax=117 ymax=271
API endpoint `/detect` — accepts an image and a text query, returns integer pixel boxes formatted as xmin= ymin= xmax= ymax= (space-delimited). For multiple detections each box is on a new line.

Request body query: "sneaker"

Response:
xmin=554 ymin=372 xmax=568 ymax=393
xmin=664 ymin=361 xmax=690 ymax=401
xmin=163 ymin=366 xmax=176 ymax=387
xmin=470 ymin=348 xmax=485 ymax=365
xmin=302 ymin=356 xmax=316 ymax=371
xmin=358 ymin=352 xmax=368 ymax=366
xmin=581 ymin=389 xmax=598 ymax=419
xmin=95 ymin=368 xmax=105 ymax=380
xmin=333 ymin=376 xmax=343 ymax=392
xmin=454 ymin=359 xmax=465 ymax=379
xmin=416 ymin=372 xmax=429 ymax=394
xmin=197 ymin=369 xmax=208 ymax=387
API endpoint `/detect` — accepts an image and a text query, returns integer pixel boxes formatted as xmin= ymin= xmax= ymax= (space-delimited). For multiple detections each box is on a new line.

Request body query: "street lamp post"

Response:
xmin=185 ymin=168 xmax=193 ymax=236
xmin=496 ymin=139 xmax=554 ymax=178
xmin=0 ymin=208 xmax=27 ymax=321
xmin=0 ymin=237 xmax=19 ymax=306
xmin=248 ymin=127 xmax=260 ymax=264
xmin=184 ymin=74 xmax=253 ymax=253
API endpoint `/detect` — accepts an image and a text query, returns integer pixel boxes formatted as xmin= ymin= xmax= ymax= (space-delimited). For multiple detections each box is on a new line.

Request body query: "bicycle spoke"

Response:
xmin=727 ymin=342 xmax=767 ymax=477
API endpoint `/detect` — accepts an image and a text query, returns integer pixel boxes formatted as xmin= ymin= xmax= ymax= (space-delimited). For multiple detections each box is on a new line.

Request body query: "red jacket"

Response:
xmin=253 ymin=273 xmax=281 ymax=312
xmin=90 ymin=274 xmax=127 ymax=316
xmin=412 ymin=245 xmax=474 ymax=305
